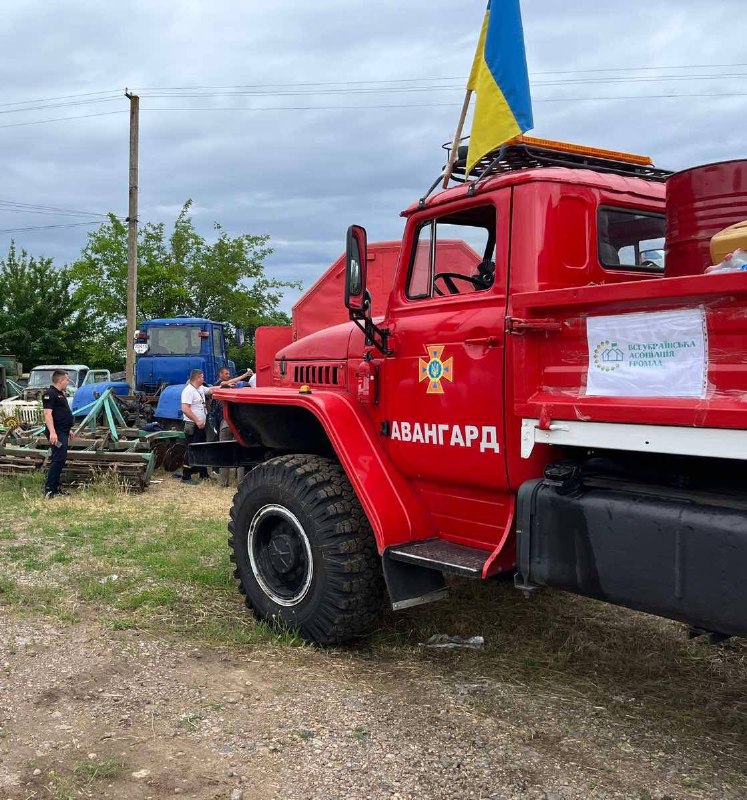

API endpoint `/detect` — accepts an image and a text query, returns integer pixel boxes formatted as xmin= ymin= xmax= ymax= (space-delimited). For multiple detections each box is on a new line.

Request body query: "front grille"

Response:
xmin=293 ymin=364 xmax=341 ymax=386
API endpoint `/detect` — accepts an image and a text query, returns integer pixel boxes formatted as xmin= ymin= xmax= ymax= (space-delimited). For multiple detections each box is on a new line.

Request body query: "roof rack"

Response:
xmin=417 ymin=136 xmax=672 ymax=208
xmin=447 ymin=135 xmax=672 ymax=183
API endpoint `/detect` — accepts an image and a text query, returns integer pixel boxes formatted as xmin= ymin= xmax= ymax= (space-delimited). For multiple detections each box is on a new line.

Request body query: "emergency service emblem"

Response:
xmin=419 ymin=345 xmax=454 ymax=394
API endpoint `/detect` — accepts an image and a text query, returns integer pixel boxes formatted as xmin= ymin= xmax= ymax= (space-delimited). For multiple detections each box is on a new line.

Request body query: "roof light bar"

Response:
xmin=510 ymin=135 xmax=653 ymax=166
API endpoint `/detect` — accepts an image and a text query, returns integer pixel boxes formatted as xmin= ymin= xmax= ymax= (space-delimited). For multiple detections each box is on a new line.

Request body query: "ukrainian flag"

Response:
xmin=465 ymin=0 xmax=533 ymax=174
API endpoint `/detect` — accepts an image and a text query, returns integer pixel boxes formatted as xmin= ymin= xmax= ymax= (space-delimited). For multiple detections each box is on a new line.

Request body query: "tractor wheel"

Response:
xmin=162 ymin=442 xmax=186 ymax=473
xmin=150 ymin=441 xmax=167 ymax=470
xmin=228 ymin=454 xmax=384 ymax=645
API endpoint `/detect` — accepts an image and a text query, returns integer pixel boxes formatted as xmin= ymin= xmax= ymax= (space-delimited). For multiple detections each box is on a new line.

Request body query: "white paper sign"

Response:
xmin=585 ymin=307 xmax=707 ymax=398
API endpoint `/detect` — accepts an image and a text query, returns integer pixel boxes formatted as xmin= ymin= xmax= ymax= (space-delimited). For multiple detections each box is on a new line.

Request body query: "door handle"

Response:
xmin=506 ymin=317 xmax=562 ymax=334
xmin=464 ymin=336 xmax=501 ymax=347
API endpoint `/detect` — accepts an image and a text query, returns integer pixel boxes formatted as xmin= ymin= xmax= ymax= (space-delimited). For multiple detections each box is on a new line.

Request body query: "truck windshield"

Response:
xmin=148 ymin=326 xmax=203 ymax=355
xmin=28 ymin=369 xmax=79 ymax=388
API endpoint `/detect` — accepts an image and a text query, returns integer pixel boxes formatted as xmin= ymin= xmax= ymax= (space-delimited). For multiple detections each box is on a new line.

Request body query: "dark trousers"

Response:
xmin=182 ymin=422 xmax=208 ymax=480
xmin=206 ymin=412 xmax=218 ymax=442
xmin=218 ymin=421 xmax=245 ymax=487
xmin=45 ymin=429 xmax=70 ymax=494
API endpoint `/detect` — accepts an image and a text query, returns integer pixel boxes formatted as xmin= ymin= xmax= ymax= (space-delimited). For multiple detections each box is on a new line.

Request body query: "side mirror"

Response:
xmin=234 ymin=327 xmax=246 ymax=347
xmin=345 ymin=225 xmax=368 ymax=316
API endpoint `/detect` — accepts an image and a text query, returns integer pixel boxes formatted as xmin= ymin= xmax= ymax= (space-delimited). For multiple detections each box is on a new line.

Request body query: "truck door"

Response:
xmin=208 ymin=324 xmax=228 ymax=384
xmin=381 ymin=192 xmax=511 ymax=550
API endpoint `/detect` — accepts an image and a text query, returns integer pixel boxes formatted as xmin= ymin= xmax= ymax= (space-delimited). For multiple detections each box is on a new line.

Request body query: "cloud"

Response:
xmin=0 ymin=0 xmax=744 ymax=316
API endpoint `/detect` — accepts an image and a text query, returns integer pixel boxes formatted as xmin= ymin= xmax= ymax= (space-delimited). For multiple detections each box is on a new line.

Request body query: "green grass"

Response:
xmin=350 ymin=726 xmax=369 ymax=742
xmin=76 ymin=574 xmax=129 ymax=602
xmin=5 ymin=541 xmax=47 ymax=572
xmin=39 ymin=757 xmax=126 ymax=799
xmin=5 ymin=543 xmax=42 ymax=562
xmin=72 ymin=757 xmax=125 ymax=781
xmin=177 ymin=711 xmax=204 ymax=731
xmin=48 ymin=549 xmax=75 ymax=565
xmin=0 ymin=472 xmax=43 ymax=497
xmin=0 ymin=576 xmax=73 ymax=619
xmin=117 ymin=586 xmax=180 ymax=610
xmin=0 ymin=475 xmax=276 ymax=647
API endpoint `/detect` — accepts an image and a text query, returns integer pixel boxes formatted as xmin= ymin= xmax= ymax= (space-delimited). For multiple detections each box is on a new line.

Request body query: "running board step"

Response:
xmin=387 ymin=539 xmax=490 ymax=577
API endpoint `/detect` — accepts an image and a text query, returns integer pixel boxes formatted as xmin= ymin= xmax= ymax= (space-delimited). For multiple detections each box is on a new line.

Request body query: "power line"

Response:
xmin=0 ymin=206 xmax=109 ymax=219
xmin=0 ymin=110 xmax=126 ymax=130
xmin=0 ymin=63 xmax=744 ymax=113
xmin=0 ymin=91 xmax=743 ymax=131
xmin=137 ymin=73 xmax=747 ymax=99
xmin=0 ymin=96 xmax=122 ymax=117
xmin=538 ymin=91 xmax=747 ymax=102
xmin=1 ymin=74 xmax=741 ymax=116
xmin=147 ymin=103 xmax=464 ymax=112
xmin=532 ymin=73 xmax=747 ymax=86
xmin=135 ymin=63 xmax=747 ymax=91
xmin=0 ymin=89 xmax=121 ymax=110
xmin=531 ymin=62 xmax=747 ymax=75
xmin=0 ymin=199 xmax=117 ymax=219
xmin=0 ymin=220 xmax=104 ymax=234
xmin=0 ymin=63 xmax=743 ymax=117
xmin=142 ymin=93 xmax=747 ymax=112
xmin=143 ymin=87 xmax=466 ymax=99
xmin=0 ymin=73 xmax=738 ymax=121
xmin=0 ymin=200 xmax=111 ymax=216
xmin=140 ymin=74 xmax=747 ymax=101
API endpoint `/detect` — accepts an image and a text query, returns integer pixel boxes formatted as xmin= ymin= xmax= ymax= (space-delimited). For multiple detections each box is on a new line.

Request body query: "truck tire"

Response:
xmin=228 ymin=454 xmax=383 ymax=645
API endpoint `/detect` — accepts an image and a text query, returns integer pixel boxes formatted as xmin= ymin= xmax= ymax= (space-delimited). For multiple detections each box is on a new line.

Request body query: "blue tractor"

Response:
xmin=73 ymin=316 xmax=237 ymax=426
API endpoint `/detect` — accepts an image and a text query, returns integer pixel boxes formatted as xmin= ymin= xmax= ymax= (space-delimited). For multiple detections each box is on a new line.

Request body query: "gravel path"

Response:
xmin=1 ymin=614 xmax=744 ymax=800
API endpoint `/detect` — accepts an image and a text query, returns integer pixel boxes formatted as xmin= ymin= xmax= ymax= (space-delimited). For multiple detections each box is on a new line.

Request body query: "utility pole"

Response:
xmin=125 ymin=90 xmax=139 ymax=388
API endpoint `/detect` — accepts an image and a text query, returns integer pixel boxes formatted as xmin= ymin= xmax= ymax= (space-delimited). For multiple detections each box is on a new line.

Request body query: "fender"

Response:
xmin=155 ymin=384 xmax=187 ymax=421
xmin=72 ymin=381 xmax=131 ymax=416
xmin=216 ymin=386 xmax=435 ymax=552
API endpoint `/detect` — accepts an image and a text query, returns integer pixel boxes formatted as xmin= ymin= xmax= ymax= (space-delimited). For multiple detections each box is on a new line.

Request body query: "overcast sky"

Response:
xmin=1 ymin=0 xmax=745 ymax=313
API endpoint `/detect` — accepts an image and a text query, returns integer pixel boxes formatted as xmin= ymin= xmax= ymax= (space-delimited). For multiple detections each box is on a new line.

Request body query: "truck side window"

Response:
xmin=598 ymin=208 xmax=666 ymax=272
xmin=406 ymin=206 xmax=495 ymax=300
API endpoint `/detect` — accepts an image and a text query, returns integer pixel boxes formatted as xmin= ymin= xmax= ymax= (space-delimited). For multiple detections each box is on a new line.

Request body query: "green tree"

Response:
xmin=0 ymin=242 xmax=90 ymax=367
xmin=70 ymin=201 xmax=297 ymax=369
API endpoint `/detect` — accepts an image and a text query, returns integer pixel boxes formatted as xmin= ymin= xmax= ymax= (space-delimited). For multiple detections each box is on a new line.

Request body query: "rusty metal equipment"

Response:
xmin=0 ymin=389 xmax=185 ymax=491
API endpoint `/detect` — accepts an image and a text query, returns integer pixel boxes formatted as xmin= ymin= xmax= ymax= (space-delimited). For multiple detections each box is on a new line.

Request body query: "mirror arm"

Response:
xmin=351 ymin=316 xmax=392 ymax=357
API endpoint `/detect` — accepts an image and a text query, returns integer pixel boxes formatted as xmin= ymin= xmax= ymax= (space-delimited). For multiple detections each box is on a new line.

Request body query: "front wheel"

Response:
xmin=228 ymin=454 xmax=384 ymax=645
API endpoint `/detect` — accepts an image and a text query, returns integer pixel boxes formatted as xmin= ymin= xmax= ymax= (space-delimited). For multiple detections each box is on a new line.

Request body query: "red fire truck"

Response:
xmin=196 ymin=137 xmax=747 ymax=646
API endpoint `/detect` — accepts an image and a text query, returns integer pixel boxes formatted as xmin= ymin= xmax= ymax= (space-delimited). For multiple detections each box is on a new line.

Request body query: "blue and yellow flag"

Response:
xmin=465 ymin=0 xmax=533 ymax=173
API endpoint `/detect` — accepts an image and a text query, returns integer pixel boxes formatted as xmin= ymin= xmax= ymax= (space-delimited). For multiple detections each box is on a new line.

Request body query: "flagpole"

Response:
xmin=442 ymin=89 xmax=473 ymax=189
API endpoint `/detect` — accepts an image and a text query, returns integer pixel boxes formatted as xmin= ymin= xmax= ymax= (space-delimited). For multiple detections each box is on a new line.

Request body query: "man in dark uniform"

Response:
xmin=42 ymin=369 xmax=74 ymax=498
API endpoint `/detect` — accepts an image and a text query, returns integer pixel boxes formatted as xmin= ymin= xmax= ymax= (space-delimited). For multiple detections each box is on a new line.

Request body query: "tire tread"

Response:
xmin=228 ymin=454 xmax=383 ymax=644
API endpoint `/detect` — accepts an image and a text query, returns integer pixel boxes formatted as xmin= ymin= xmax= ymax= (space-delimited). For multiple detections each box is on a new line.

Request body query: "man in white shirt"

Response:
xmin=180 ymin=369 xmax=215 ymax=483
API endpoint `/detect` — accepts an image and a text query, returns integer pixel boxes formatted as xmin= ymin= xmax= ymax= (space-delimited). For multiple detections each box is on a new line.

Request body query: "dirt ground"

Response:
xmin=0 ymin=477 xmax=745 ymax=800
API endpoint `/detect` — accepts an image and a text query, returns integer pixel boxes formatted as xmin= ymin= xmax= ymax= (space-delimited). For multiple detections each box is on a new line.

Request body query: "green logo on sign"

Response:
xmin=593 ymin=341 xmax=624 ymax=372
